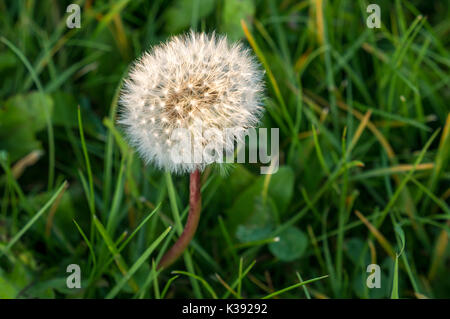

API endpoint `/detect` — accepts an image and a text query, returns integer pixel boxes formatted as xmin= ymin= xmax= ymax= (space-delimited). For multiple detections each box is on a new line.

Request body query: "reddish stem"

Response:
xmin=158 ymin=170 xmax=201 ymax=270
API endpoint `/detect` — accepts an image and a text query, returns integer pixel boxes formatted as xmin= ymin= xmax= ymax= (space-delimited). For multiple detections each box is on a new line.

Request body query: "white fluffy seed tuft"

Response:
xmin=119 ymin=31 xmax=264 ymax=174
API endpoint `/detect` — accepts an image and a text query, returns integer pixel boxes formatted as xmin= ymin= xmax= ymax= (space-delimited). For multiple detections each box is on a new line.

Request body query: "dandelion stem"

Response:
xmin=158 ymin=170 xmax=201 ymax=269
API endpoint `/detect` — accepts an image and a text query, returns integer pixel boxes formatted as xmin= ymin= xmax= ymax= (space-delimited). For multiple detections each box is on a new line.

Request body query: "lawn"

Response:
xmin=0 ymin=0 xmax=449 ymax=299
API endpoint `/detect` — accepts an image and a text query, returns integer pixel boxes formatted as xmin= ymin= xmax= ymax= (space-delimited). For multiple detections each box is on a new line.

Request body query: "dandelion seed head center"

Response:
xmin=119 ymin=31 xmax=264 ymax=174
xmin=161 ymin=81 xmax=220 ymax=123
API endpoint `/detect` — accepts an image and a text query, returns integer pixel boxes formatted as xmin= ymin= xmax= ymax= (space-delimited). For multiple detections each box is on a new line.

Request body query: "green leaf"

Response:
xmin=391 ymin=256 xmax=399 ymax=299
xmin=235 ymin=195 xmax=277 ymax=243
xmin=227 ymin=166 xmax=294 ymax=233
xmin=0 ymin=92 xmax=53 ymax=161
xmin=222 ymin=0 xmax=255 ymax=41
xmin=269 ymin=226 xmax=308 ymax=262
xmin=264 ymin=166 xmax=294 ymax=215
xmin=0 ymin=276 xmax=17 ymax=299
xmin=50 ymin=91 xmax=79 ymax=127
xmin=394 ymin=223 xmax=406 ymax=257
xmin=352 ymin=266 xmax=390 ymax=299
xmin=0 ymin=51 xmax=17 ymax=69
xmin=345 ymin=238 xmax=371 ymax=266
xmin=164 ymin=0 xmax=215 ymax=33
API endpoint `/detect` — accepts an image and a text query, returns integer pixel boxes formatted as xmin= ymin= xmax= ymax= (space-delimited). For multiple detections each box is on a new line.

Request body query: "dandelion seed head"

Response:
xmin=119 ymin=31 xmax=264 ymax=173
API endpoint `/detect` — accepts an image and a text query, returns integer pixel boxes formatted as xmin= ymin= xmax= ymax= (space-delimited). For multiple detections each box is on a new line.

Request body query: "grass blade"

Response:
xmin=262 ymin=275 xmax=329 ymax=299
xmin=106 ymin=226 xmax=171 ymax=299
xmin=1 ymin=181 xmax=68 ymax=257
xmin=172 ymin=270 xmax=218 ymax=299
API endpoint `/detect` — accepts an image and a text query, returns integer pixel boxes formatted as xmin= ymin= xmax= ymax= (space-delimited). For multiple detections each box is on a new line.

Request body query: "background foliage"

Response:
xmin=0 ymin=0 xmax=449 ymax=298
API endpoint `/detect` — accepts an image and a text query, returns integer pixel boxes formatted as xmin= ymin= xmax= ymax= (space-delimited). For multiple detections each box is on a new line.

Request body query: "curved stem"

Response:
xmin=158 ymin=170 xmax=201 ymax=269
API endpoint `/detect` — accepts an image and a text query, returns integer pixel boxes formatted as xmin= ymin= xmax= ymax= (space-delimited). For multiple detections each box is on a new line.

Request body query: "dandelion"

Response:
xmin=119 ymin=31 xmax=264 ymax=269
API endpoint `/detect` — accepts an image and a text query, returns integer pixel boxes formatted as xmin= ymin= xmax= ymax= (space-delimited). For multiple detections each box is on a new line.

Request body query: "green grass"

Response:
xmin=0 ymin=0 xmax=449 ymax=299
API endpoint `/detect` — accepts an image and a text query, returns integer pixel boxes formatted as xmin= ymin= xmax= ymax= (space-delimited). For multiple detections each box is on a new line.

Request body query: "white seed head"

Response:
xmin=119 ymin=31 xmax=264 ymax=174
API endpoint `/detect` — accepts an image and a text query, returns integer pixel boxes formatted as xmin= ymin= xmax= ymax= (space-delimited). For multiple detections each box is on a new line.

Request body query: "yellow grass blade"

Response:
xmin=354 ymin=210 xmax=396 ymax=259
